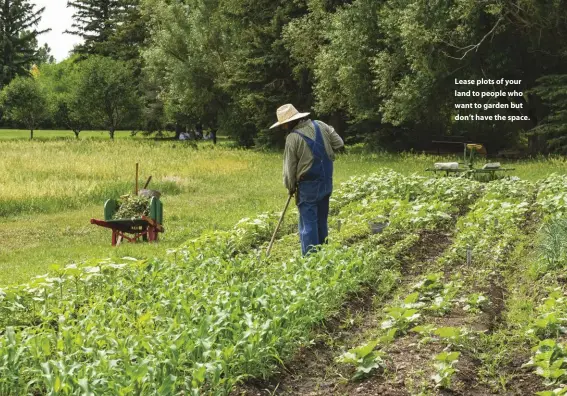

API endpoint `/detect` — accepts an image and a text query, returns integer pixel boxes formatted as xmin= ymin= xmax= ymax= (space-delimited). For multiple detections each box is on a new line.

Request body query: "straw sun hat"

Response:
xmin=269 ymin=104 xmax=310 ymax=129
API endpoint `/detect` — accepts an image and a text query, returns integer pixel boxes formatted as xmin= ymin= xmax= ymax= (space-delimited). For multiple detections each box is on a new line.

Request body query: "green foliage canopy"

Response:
xmin=0 ymin=0 xmax=49 ymax=87
xmin=38 ymin=58 xmax=86 ymax=138
xmin=73 ymin=56 xmax=140 ymax=139
xmin=142 ymin=0 xmax=308 ymax=146
xmin=0 ymin=75 xmax=49 ymax=139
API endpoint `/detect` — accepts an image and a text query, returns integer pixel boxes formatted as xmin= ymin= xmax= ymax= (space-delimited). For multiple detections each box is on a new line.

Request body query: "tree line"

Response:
xmin=1 ymin=0 xmax=567 ymax=153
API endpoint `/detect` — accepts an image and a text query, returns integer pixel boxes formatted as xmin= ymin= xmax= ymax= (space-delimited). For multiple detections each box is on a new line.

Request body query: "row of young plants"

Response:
xmin=329 ymin=175 xmax=492 ymax=389
xmin=238 ymin=172 xmax=492 ymax=392
xmin=536 ymin=174 xmax=567 ymax=220
xmin=424 ymin=174 xmax=567 ymax=395
xmin=333 ymin=171 xmax=482 ymax=243
xmin=331 ymin=170 xmax=481 ymax=211
xmin=402 ymin=175 xmax=567 ymax=394
xmin=336 ymin=269 xmax=480 ymax=391
xmin=0 ymin=170 xmax=478 ymax=395
xmin=430 ymin=178 xmax=536 ymax=392
xmin=335 ymin=177 xmax=540 ymax=394
xmin=522 ymin=174 xmax=567 ymax=396
xmin=333 ymin=174 xmax=567 ymax=395
xmin=438 ymin=178 xmax=535 ymax=267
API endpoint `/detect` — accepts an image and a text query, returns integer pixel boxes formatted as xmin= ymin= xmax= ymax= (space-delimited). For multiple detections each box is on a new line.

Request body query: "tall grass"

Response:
xmin=538 ymin=218 xmax=567 ymax=272
xmin=0 ymin=139 xmax=260 ymax=218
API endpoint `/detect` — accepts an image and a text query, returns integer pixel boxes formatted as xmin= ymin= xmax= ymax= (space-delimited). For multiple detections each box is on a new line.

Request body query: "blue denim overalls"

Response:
xmin=292 ymin=121 xmax=334 ymax=255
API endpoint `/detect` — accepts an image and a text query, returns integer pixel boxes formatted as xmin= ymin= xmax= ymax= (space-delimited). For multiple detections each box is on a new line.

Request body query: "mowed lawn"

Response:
xmin=2 ymin=129 xmax=567 ymax=286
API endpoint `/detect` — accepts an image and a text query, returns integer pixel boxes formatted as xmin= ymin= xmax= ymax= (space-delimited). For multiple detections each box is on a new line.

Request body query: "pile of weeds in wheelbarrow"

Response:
xmin=113 ymin=194 xmax=151 ymax=219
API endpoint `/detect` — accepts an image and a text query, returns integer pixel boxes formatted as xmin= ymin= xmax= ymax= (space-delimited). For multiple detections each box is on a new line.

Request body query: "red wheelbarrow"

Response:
xmin=91 ymin=196 xmax=164 ymax=246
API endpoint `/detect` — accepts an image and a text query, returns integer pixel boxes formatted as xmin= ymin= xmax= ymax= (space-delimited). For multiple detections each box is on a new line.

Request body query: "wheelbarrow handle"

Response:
xmin=143 ymin=176 xmax=152 ymax=189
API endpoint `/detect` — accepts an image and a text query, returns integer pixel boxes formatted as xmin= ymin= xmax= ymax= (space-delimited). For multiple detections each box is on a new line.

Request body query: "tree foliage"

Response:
xmin=73 ymin=56 xmax=140 ymax=139
xmin=67 ymin=0 xmax=148 ymax=63
xmin=39 ymin=58 xmax=86 ymax=138
xmin=142 ymin=0 xmax=308 ymax=146
xmin=2 ymin=0 xmax=566 ymax=152
xmin=66 ymin=0 xmax=120 ymax=58
xmin=0 ymin=75 xmax=49 ymax=139
xmin=0 ymin=0 xmax=49 ymax=87
xmin=283 ymin=0 xmax=567 ymax=151
xmin=530 ymin=75 xmax=567 ymax=154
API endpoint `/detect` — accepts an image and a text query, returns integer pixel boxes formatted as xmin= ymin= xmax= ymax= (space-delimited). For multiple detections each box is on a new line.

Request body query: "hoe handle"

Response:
xmin=266 ymin=193 xmax=294 ymax=257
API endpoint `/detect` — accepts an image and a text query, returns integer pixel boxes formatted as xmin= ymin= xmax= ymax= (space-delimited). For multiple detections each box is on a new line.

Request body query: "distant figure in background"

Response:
xmin=211 ymin=129 xmax=217 ymax=145
xmin=195 ymin=123 xmax=203 ymax=140
xmin=270 ymin=104 xmax=344 ymax=255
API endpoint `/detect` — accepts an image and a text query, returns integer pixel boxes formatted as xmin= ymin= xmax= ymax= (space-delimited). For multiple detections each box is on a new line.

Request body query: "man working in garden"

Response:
xmin=270 ymin=104 xmax=344 ymax=255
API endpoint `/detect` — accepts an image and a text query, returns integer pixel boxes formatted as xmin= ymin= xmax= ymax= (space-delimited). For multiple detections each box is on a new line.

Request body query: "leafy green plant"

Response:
xmin=528 ymin=289 xmax=567 ymax=339
xmin=461 ymin=293 xmax=489 ymax=313
xmin=524 ymin=340 xmax=567 ymax=386
xmin=412 ymin=273 xmax=445 ymax=299
xmin=411 ymin=324 xmax=437 ymax=345
xmin=381 ymin=306 xmax=421 ymax=334
xmin=336 ymin=339 xmax=386 ymax=381
xmin=536 ymin=387 xmax=567 ymax=396
xmin=409 ymin=273 xmax=461 ymax=316
xmin=434 ymin=327 xmax=467 ymax=346
xmin=432 ymin=351 xmax=460 ymax=389
xmin=537 ymin=174 xmax=567 ymax=219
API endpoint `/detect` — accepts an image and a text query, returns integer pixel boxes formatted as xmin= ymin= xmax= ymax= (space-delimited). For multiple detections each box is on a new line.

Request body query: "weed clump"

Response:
xmin=113 ymin=194 xmax=150 ymax=219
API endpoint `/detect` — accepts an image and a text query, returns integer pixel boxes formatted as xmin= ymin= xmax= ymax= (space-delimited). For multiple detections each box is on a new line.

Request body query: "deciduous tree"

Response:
xmin=74 ymin=56 xmax=140 ymax=139
xmin=39 ymin=58 xmax=86 ymax=138
xmin=1 ymin=75 xmax=49 ymax=139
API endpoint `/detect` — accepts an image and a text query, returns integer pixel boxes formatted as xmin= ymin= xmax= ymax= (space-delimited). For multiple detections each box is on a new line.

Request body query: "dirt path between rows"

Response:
xmin=232 ymin=230 xmax=455 ymax=396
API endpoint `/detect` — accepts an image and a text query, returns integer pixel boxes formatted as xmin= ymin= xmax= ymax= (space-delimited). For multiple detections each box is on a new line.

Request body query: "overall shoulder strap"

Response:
xmin=291 ymin=130 xmax=313 ymax=142
xmin=312 ymin=121 xmax=324 ymax=142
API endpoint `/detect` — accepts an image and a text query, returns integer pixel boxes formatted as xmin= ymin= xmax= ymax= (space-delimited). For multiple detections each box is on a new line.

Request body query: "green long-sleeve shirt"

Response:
xmin=283 ymin=119 xmax=344 ymax=192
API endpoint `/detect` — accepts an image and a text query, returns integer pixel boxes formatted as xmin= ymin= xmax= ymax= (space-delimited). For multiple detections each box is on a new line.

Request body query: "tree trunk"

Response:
xmin=73 ymin=130 xmax=80 ymax=139
xmin=30 ymin=129 xmax=34 ymax=140
xmin=109 ymin=127 xmax=115 ymax=140
xmin=175 ymin=123 xmax=182 ymax=139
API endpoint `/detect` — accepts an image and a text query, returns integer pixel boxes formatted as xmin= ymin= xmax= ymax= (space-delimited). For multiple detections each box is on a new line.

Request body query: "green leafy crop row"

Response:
xmin=1 ymin=170 xmax=531 ymax=395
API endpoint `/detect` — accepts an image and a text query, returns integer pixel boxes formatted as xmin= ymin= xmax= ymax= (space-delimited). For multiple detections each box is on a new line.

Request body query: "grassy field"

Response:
xmin=4 ymin=129 xmax=567 ymax=394
xmin=2 ymin=130 xmax=567 ymax=286
xmin=0 ymin=133 xmax=421 ymax=285
xmin=0 ymin=129 xmax=175 ymax=140
xmin=3 ymin=167 xmax=567 ymax=394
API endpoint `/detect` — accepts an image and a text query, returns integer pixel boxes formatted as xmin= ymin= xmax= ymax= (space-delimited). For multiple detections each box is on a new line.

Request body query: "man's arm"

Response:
xmin=283 ymin=134 xmax=299 ymax=193
xmin=319 ymin=121 xmax=344 ymax=150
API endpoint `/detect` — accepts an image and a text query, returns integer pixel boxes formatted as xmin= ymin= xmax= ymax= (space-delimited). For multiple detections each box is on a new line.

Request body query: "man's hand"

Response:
xmin=288 ymin=188 xmax=296 ymax=196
